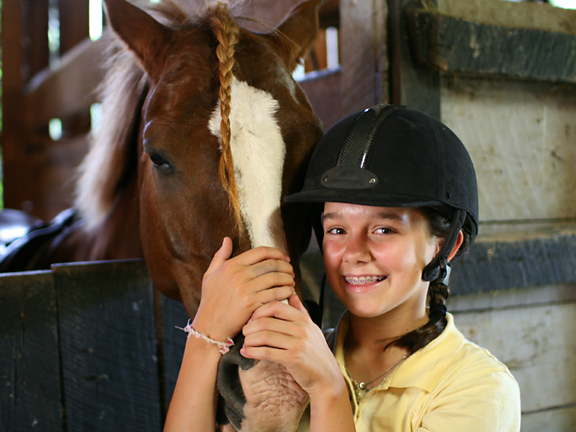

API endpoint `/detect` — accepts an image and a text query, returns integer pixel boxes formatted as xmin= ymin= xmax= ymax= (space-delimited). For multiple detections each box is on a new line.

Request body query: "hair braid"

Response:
xmin=210 ymin=3 xmax=243 ymax=232
xmin=385 ymin=208 xmax=468 ymax=355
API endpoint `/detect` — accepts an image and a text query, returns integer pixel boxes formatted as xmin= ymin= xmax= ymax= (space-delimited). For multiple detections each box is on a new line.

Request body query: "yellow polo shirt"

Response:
xmin=298 ymin=312 xmax=521 ymax=431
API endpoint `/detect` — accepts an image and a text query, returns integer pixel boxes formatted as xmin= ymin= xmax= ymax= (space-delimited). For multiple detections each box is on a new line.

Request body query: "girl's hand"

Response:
xmin=193 ymin=237 xmax=296 ymax=343
xmin=240 ymin=295 xmax=345 ymax=399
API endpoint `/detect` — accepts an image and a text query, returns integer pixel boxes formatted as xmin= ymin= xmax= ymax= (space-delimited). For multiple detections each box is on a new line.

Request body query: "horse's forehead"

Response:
xmin=145 ymin=58 xmax=216 ymax=122
xmin=235 ymin=34 xmax=295 ymax=91
xmin=146 ymin=32 xmax=294 ymax=123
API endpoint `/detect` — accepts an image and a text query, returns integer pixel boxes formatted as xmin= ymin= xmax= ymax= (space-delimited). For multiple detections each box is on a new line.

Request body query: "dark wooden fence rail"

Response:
xmin=0 ymin=260 xmax=189 ymax=432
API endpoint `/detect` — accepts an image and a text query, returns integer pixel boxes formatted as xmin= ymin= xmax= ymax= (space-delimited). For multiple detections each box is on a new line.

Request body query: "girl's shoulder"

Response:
xmin=432 ymin=316 xmax=520 ymax=392
xmin=399 ymin=313 xmax=519 ymax=393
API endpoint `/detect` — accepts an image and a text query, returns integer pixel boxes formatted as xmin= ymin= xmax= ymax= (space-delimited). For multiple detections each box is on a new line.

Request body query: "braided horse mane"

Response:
xmin=75 ymin=0 xmax=247 ymax=232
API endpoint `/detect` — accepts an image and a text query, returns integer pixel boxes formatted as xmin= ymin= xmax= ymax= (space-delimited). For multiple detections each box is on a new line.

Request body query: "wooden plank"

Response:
xmin=26 ymin=33 xmax=110 ymax=126
xmin=340 ymin=0 xmax=388 ymax=114
xmin=158 ymin=296 xmax=189 ymax=413
xmin=521 ymin=405 xmax=576 ymax=432
xmin=451 ymin=223 xmax=576 ymax=295
xmin=1 ymin=0 xmax=31 ymax=212
xmin=58 ymin=0 xmax=90 ymax=56
xmin=441 ymin=77 xmax=576 ymax=222
xmin=396 ymin=0 xmax=440 ymax=119
xmin=0 ymin=270 xmax=63 ymax=432
xmin=407 ymin=9 xmax=576 ymax=83
xmin=299 ymin=68 xmax=342 ymax=130
xmin=53 ymin=260 xmax=162 ymax=431
xmin=24 ymin=0 xmax=50 ymax=77
xmin=448 ymin=283 xmax=576 ymax=313
xmin=437 ymin=0 xmax=576 ymax=35
xmin=3 ymin=132 xmax=89 ymax=220
xmin=34 ymin=134 xmax=90 ymax=218
xmin=452 ymin=302 xmax=576 ymax=416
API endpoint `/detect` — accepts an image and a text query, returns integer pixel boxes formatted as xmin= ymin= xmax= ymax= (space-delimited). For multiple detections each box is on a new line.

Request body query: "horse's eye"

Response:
xmin=149 ymin=153 xmax=173 ymax=173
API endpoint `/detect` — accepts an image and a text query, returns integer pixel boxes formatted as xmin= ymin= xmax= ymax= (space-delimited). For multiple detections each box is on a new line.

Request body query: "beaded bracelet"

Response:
xmin=177 ymin=320 xmax=234 ymax=354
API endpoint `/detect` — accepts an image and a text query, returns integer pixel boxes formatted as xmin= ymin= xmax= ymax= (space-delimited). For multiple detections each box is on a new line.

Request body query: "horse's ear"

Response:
xmin=104 ymin=0 xmax=172 ymax=79
xmin=274 ymin=0 xmax=322 ymax=72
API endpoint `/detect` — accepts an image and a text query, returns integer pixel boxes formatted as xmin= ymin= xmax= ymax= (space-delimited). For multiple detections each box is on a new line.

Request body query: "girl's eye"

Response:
xmin=149 ymin=153 xmax=174 ymax=173
xmin=327 ymin=227 xmax=346 ymax=235
xmin=375 ymin=227 xmax=394 ymax=234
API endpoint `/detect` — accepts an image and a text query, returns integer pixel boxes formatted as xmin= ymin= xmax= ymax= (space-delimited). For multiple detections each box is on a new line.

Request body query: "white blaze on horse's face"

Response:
xmin=209 ymin=77 xmax=288 ymax=252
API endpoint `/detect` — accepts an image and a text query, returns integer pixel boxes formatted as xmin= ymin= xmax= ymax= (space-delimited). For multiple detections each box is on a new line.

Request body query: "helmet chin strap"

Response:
xmin=422 ymin=209 xmax=466 ymax=283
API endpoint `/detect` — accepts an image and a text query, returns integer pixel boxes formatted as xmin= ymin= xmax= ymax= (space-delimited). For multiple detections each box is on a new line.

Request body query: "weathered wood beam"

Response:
xmin=407 ymin=9 xmax=576 ymax=83
xmin=26 ymin=32 xmax=110 ymax=126
xmin=394 ymin=0 xmax=441 ymax=120
xmin=451 ymin=224 xmax=576 ymax=295
xmin=0 ymin=271 xmax=62 ymax=431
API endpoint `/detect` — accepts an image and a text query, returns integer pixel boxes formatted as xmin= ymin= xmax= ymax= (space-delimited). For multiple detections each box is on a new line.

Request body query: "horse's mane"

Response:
xmin=75 ymin=0 xmax=247 ymax=231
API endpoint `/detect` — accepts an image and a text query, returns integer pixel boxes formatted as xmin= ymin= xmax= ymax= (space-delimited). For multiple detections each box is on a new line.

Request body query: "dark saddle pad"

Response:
xmin=0 ymin=208 xmax=78 ymax=272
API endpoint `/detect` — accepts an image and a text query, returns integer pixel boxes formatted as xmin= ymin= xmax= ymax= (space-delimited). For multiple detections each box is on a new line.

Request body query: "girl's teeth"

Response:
xmin=345 ymin=276 xmax=383 ymax=285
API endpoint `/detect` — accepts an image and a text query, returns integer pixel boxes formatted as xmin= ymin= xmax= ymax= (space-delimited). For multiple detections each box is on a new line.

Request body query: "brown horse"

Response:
xmin=45 ymin=0 xmax=324 ymax=313
xmin=48 ymin=0 xmax=323 ymax=430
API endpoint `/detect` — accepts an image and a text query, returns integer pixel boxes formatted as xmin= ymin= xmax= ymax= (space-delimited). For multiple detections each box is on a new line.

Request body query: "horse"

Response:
xmin=3 ymin=0 xmax=323 ymax=430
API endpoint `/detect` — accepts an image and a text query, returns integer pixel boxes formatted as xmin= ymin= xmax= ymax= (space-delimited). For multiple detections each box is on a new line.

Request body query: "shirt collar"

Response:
xmin=332 ymin=311 xmax=466 ymax=393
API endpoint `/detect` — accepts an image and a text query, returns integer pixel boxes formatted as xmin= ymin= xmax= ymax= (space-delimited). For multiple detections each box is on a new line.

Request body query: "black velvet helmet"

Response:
xmin=285 ymin=104 xmax=479 ymax=281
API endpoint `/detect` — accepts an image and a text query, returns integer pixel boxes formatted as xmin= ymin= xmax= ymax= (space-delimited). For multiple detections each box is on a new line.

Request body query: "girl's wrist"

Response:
xmin=308 ymin=373 xmax=349 ymax=403
xmin=180 ymin=320 xmax=234 ymax=354
xmin=191 ymin=314 xmax=236 ymax=349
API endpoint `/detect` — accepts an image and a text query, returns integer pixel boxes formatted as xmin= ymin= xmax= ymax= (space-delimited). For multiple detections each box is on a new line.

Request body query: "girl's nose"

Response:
xmin=343 ymin=233 xmax=371 ymax=264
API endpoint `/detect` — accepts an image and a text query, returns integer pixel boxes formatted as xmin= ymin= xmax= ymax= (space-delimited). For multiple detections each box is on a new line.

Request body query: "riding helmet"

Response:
xmin=285 ymin=104 xmax=478 ymax=281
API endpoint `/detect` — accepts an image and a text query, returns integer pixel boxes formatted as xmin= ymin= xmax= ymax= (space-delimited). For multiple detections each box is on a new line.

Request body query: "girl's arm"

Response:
xmin=164 ymin=237 xmax=296 ymax=431
xmin=241 ymin=295 xmax=356 ymax=432
xmin=163 ymin=332 xmax=223 ymax=432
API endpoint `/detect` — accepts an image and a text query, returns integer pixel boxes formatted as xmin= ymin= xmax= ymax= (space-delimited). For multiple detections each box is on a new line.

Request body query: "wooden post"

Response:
xmin=1 ymin=0 xmax=40 ymax=213
xmin=339 ymin=0 xmax=389 ymax=115
xmin=394 ymin=0 xmax=441 ymax=119
xmin=58 ymin=0 xmax=90 ymax=55
xmin=1 ymin=0 xmax=94 ymax=219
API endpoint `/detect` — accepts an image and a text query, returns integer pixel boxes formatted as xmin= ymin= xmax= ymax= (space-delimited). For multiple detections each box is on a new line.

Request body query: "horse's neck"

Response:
xmin=53 ymin=175 xmax=142 ymax=263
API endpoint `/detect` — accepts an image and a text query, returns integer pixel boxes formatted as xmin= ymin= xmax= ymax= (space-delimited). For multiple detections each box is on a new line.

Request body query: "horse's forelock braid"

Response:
xmin=210 ymin=3 xmax=244 ymax=233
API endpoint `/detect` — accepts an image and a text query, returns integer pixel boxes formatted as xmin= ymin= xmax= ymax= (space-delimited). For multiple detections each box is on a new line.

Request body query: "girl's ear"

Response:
xmin=434 ymin=230 xmax=464 ymax=262
xmin=447 ymin=231 xmax=464 ymax=262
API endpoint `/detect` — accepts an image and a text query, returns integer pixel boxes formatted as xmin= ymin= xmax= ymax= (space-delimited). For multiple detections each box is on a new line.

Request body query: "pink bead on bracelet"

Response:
xmin=178 ymin=320 xmax=235 ymax=354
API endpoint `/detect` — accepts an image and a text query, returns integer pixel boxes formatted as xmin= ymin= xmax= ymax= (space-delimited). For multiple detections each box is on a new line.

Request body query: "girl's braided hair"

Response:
xmin=385 ymin=207 xmax=474 ymax=354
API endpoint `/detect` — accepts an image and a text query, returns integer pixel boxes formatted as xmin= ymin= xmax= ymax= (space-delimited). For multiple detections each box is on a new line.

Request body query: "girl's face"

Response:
xmin=322 ymin=202 xmax=441 ymax=323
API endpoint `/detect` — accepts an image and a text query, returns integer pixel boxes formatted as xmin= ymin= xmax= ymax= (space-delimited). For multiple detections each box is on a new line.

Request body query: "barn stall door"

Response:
xmin=0 ymin=260 xmax=190 ymax=431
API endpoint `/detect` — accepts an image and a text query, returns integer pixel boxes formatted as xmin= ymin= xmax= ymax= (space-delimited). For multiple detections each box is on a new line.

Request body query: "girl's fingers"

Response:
xmin=243 ymin=327 xmax=294 ymax=349
xmin=233 ymin=245 xmax=291 ymax=267
xmin=204 ymin=237 xmax=233 ymax=277
xmin=253 ymin=259 xmax=295 ymax=279
xmin=288 ymin=293 xmax=309 ymax=314
xmin=247 ymin=295 xmax=307 ymax=324
xmin=256 ymin=286 xmax=295 ymax=305
xmin=250 ymin=270 xmax=295 ymax=293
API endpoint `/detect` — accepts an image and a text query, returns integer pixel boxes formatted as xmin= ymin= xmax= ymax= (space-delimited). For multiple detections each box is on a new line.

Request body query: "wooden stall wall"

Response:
xmin=393 ymin=0 xmax=576 ymax=429
xmin=1 ymin=0 xmax=105 ymax=221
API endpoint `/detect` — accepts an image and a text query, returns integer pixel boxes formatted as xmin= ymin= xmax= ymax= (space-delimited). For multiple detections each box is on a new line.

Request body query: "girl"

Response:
xmin=164 ymin=104 xmax=521 ymax=431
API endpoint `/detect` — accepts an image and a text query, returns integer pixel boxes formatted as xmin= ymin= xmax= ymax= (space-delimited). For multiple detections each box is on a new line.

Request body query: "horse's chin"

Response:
xmin=238 ymin=360 xmax=309 ymax=432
